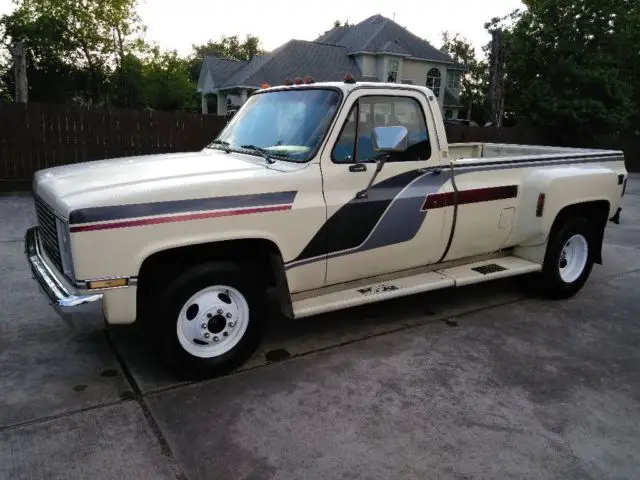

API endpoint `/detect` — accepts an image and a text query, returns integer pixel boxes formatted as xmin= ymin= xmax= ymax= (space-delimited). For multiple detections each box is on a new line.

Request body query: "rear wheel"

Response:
xmin=150 ymin=262 xmax=265 ymax=380
xmin=538 ymin=217 xmax=595 ymax=299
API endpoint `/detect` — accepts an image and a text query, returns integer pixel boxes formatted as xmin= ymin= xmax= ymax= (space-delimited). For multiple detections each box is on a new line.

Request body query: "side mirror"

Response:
xmin=355 ymin=126 xmax=408 ymax=200
xmin=372 ymin=126 xmax=408 ymax=153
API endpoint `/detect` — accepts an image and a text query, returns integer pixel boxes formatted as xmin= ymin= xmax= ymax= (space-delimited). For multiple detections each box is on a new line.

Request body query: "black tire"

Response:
xmin=538 ymin=216 xmax=595 ymax=299
xmin=149 ymin=261 xmax=266 ymax=380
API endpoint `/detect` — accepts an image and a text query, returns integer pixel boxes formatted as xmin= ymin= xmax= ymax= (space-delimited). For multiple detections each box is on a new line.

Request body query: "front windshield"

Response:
xmin=211 ymin=88 xmax=341 ymax=162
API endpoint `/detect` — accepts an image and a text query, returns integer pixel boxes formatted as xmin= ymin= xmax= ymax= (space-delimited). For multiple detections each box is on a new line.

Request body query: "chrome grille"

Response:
xmin=34 ymin=197 xmax=63 ymax=273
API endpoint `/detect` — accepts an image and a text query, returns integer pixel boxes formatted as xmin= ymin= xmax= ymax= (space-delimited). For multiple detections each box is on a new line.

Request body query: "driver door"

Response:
xmin=320 ymin=89 xmax=451 ymax=286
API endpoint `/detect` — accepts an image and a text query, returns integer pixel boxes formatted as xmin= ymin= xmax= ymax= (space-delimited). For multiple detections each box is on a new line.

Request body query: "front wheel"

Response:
xmin=537 ymin=217 xmax=595 ymax=299
xmin=151 ymin=262 xmax=265 ymax=380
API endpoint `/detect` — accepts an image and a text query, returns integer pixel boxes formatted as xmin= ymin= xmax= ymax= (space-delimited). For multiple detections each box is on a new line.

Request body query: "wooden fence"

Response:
xmin=0 ymin=102 xmax=226 ymax=191
xmin=0 ymin=102 xmax=638 ymax=192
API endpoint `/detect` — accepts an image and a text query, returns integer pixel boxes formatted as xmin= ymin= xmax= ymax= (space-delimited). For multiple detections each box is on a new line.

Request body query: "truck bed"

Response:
xmin=448 ymin=143 xmax=620 ymax=162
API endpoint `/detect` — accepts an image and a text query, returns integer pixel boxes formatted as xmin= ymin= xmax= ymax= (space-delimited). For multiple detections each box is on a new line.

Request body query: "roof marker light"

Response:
xmin=293 ymin=77 xmax=303 ymax=85
xmin=259 ymin=83 xmax=270 ymax=89
xmin=344 ymin=73 xmax=356 ymax=84
xmin=284 ymin=78 xmax=293 ymax=86
xmin=304 ymin=76 xmax=315 ymax=84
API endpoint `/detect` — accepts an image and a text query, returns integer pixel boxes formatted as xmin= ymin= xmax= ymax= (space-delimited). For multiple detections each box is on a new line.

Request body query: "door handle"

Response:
xmin=349 ymin=163 xmax=367 ymax=172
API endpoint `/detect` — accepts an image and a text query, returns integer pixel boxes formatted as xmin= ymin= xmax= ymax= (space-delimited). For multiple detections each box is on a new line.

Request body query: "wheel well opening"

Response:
xmin=550 ymin=200 xmax=610 ymax=264
xmin=136 ymin=239 xmax=288 ymax=320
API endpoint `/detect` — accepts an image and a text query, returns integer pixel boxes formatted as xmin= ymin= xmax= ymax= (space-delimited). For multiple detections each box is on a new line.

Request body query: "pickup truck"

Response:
xmin=25 ymin=79 xmax=628 ymax=379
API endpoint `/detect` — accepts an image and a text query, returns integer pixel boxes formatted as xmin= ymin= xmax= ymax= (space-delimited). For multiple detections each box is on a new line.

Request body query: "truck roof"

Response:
xmin=258 ymin=81 xmax=436 ymax=98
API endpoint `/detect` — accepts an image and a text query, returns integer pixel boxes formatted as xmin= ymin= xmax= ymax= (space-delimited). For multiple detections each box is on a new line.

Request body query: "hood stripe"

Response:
xmin=69 ymin=191 xmax=298 ymax=225
xmin=69 ymin=204 xmax=292 ymax=232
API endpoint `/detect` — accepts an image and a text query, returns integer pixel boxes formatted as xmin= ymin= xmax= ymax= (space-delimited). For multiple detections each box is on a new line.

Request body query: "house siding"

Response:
xmin=355 ymin=55 xmax=377 ymax=78
xmin=375 ymin=57 xmax=386 ymax=83
xmin=402 ymin=60 xmax=449 ymax=104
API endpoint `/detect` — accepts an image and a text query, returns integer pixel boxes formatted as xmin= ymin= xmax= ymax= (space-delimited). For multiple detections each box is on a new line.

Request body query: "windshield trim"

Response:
xmin=211 ymin=86 xmax=344 ymax=164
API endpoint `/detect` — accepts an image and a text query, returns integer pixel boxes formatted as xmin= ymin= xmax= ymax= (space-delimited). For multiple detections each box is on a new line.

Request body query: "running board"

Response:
xmin=292 ymin=256 xmax=541 ymax=319
xmin=436 ymin=256 xmax=542 ymax=287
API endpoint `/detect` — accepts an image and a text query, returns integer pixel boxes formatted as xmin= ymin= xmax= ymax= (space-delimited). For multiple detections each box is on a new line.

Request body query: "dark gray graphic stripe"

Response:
xmin=286 ymin=170 xmax=451 ymax=270
xmin=69 ymin=191 xmax=298 ymax=225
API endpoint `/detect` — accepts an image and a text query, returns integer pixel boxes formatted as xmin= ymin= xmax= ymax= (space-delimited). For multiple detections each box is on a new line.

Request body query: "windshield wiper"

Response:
xmin=240 ymin=145 xmax=276 ymax=164
xmin=208 ymin=140 xmax=230 ymax=153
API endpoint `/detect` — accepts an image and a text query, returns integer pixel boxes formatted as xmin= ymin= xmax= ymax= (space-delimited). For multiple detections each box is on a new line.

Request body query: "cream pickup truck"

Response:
xmin=25 ymin=80 xmax=628 ymax=379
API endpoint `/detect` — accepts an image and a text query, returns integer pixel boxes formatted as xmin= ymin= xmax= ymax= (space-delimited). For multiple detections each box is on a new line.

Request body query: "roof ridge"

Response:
xmin=389 ymin=20 xmax=456 ymax=63
xmin=293 ymin=39 xmax=348 ymax=48
xmin=360 ymin=16 xmax=390 ymax=52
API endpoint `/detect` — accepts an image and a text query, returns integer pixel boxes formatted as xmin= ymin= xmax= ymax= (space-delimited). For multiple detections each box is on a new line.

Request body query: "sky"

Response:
xmin=0 ymin=0 xmax=525 ymax=56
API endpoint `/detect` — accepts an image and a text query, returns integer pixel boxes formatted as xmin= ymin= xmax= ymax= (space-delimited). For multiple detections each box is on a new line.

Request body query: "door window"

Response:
xmin=332 ymin=95 xmax=430 ymax=163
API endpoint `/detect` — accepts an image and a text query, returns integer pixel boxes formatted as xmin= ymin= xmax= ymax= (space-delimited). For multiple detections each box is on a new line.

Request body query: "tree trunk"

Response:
xmin=10 ymin=42 xmax=28 ymax=103
xmin=487 ymin=30 xmax=506 ymax=127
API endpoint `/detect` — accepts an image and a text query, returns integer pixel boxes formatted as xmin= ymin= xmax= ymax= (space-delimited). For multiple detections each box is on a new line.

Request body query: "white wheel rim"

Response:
xmin=558 ymin=234 xmax=589 ymax=283
xmin=176 ymin=285 xmax=249 ymax=358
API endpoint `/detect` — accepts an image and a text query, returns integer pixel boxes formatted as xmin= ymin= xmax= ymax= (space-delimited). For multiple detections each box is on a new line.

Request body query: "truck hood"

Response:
xmin=34 ymin=149 xmax=285 ymax=214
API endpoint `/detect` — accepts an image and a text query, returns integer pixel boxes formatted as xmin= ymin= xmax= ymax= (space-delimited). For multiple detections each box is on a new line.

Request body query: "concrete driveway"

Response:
xmin=1 ymin=176 xmax=639 ymax=480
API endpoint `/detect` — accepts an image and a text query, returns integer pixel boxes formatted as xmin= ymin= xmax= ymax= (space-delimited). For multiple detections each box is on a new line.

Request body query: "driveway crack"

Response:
xmin=104 ymin=329 xmax=189 ymax=480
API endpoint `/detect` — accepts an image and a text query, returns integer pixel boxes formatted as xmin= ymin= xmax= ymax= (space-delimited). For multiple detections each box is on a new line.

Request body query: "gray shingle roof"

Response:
xmin=379 ymin=40 xmax=411 ymax=56
xmin=202 ymin=56 xmax=246 ymax=86
xmin=216 ymin=40 xmax=362 ymax=89
xmin=221 ymin=54 xmax=271 ymax=87
xmin=316 ymin=25 xmax=351 ymax=44
xmin=314 ymin=14 xmax=457 ymax=64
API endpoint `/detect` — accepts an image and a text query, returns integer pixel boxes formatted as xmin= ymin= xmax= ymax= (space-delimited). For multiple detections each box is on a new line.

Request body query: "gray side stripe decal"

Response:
xmin=70 ymin=191 xmax=298 ymax=225
xmin=286 ymin=170 xmax=451 ymax=270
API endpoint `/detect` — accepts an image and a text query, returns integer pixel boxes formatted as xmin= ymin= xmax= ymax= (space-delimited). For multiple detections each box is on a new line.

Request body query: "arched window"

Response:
xmin=426 ymin=68 xmax=441 ymax=97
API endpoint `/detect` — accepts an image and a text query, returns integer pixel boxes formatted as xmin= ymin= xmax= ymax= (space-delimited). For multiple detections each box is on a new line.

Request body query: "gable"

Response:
xmin=200 ymin=56 xmax=247 ymax=91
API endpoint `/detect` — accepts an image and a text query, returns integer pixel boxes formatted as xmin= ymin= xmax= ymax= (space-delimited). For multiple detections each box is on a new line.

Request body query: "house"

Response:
xmin=197 ymin=14 xmax=465 ymax=119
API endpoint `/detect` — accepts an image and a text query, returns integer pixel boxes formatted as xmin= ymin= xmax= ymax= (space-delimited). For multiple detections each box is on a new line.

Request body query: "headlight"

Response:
xmin=55 ymin=218 xmax=75 ymax=280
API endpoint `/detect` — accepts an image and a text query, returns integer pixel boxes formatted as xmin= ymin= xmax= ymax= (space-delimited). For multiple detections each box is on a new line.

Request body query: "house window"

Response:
xmin=426 ymin=68 xmax=441 ymax=97
xmin=387 ymin=59 xmax=399 ymax=83
xmin=332 ymin=95 xmax=431 ymax=163
xmin=447 ymin=71 xmax=462 ymax=89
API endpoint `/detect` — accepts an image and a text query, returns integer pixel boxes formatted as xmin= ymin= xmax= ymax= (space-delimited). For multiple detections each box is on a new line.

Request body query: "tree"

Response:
xmin=187 ymin=34 xmax=265 ymax=83
xmin=440 ymin=32 xmax=488 ymax=123
xmin=141 ymin=47 xmax=197 ymax=111
xmin=0 ymin=49 xmax=11 ymax=102
xmin=1 ymin=0 xmax=145 ymax=104
xmin=191 ymin=34 xmax=264 ymax=62
xmin=489 ymin=0 xmax=638 ymax=140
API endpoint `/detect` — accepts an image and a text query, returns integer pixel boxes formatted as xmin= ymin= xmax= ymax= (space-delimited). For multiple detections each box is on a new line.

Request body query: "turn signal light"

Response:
xmin=87 ymin=278 xmax=129 ymax=290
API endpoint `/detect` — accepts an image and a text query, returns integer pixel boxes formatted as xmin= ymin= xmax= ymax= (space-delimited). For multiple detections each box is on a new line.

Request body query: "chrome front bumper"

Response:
xmin=25 ymin=227 xmax=103 ymax=318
